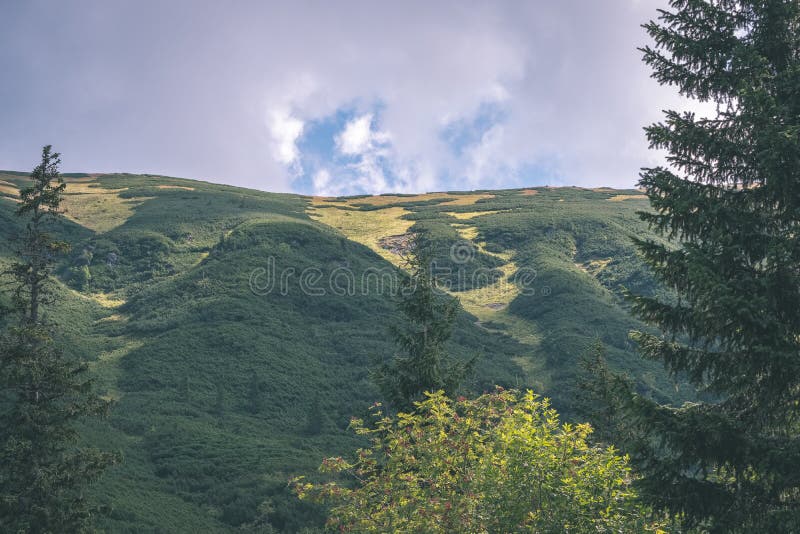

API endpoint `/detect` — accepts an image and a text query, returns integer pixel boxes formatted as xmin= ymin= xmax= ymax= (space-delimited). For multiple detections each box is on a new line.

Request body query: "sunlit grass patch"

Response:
xmin=63 ymin=175 xmax=98 ymax=183
xmin=308 ymin=201 xmax=413 ymax=267
xmin=0 ymin=180 xmax=19 ymax=199
xmin=61 ymin=180 xmax=155 ymax=233
xmin=439 ymin=193 xmax=494 ymax=206
xmin=311 ymin=191 xmax=493 ymax=209
xmin=91 ymin=293 xmax=126 ymax=309
xmin=449 ymin=261 xmax=520 ymax=317
xmin=445 ymin=209 xmax=507 ymax=220
xmin=575 ymin=258 xmax=612 ymax=277
xmin=155 ymin=185 xmax=195 ymax=191
xmin=97 ymin=313 xmax=127 ymax=324
xmin=608 ymin=194 xmax=646 ymax=201
xmin=455 ymin=226 xmax=479 ymax=241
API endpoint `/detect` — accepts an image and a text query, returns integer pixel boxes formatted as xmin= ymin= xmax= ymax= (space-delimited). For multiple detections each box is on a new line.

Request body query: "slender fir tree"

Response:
xmin=0 ymin=146 xmax=118 ymax=532
xmin=576 ymin=339 xmax=619 ymax=444
xmin=373 ymin=235 xmax=475 ymax=412
xmin=618 ymin=2 xmax=800 ymax=531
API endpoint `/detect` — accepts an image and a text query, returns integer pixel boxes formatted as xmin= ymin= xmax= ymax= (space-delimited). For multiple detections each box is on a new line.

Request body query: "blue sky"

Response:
xmin=0 ymin=1 xmax=705 ymax=195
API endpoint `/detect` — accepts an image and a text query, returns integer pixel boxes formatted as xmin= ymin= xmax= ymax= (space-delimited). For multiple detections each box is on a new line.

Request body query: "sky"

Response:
xmin=0 ymin=1 xmax=703 ymax=195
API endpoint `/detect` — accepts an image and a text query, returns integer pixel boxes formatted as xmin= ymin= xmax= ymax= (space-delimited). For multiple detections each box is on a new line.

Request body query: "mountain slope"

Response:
xmin=0 ymin=171 xmax=689 ymax=532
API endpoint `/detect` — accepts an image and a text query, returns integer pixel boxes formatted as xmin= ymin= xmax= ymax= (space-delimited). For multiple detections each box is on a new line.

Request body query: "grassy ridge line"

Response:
xmin=0 ymin=173 xmax=675 ymax=532
xmin=16 ymin=174 xmax=524 ymax=531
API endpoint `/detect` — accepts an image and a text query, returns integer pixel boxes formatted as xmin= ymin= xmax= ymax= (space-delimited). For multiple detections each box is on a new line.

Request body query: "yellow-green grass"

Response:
xmin=575 ymin=258 xmax=613 ymax=279
xmin=454 ymin=225 xmax=480 ymax=242
xmin=445 ymin=217 xmax=552 ymax=380
xmin=310 ymin=195 xmax=544 ymax=358
xmin=449 ymin=261 xmax=519 ymax=317
xmin=446 ymin=224 xmax=518 ymax=322
xmin=454 ymin=225 xmax=514 ymax=263
xmin=439 ymin=193 xmax=494 ymax=206
xmin=155 ymin=184 xmax=195 ymax=191
xmin=608 ymin=194 xmax=647 ymax=201
xmin=310 ymin=194 xmax=548 ymax=386
xmin=90 ymin=292 xmax=126 ymax=309
xmin=97 ymin=313 xmax=127 ymax=324
xmin=0 ymin=180 xmax=19 ymax=199
xmin=61 ymin=180 xmax=155 ymax=233
xmin=307 ymin=193 xmax=499 ymax=268
xmin=312 ymin=191 xmax=493 ymax=209
xmin=444 ymin=209 xmax=508 ymax=220
xmin=308 ymin=203 xmax=414 ymax=267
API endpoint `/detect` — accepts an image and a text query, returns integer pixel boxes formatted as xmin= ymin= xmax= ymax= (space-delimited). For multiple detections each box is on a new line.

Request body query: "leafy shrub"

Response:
xmin=295 ymin=389 xmax=667 ymax=533
xmin=67 ymin=265 xmax=92 ymax=290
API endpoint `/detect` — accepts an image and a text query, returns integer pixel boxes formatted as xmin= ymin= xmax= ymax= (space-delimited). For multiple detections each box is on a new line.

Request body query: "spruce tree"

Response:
xmin=576 ymin=340 xmax=618 ymax=444
xmin=0 ymin=146 xmax=118 ymax=532
xmin=619 ymin=2 xmax=800 ymax=531
xmin=373 ymin=235 xmax=474 ymax=412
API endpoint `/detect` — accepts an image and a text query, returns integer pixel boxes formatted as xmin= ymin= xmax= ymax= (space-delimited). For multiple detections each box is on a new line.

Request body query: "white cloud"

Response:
xmin=311 ymin=168 xmax=337 ymax=196
xmin=268 ymin=108 xmax=304 ymax=167
xmin=463 ymin=124 xmax=509 ymax=188
xmin=255 ymin=0 xmax=687 ymax=194
xmin=1 ymin=0 xmax=705 ymax=193
xmin=328 ymin=113 xmax=397 ymax=194
xmin=337 ymin=114 xmax=374 ymax=155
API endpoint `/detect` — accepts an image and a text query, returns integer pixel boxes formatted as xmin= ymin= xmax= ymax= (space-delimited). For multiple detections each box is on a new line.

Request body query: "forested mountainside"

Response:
xmin=0 ymin=171 xmax=690 ymax=532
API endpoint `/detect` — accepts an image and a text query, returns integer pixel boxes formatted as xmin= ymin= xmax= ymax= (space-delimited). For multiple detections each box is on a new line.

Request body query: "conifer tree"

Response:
xmin=576 ymin=340 xmax=618 ymax=444
xmin=619 ymin=2 xmax=800 ymax=531
xmin=0 ymin=146 xmax=118 ymax=532
xmin=372 ymin=235 xmax=474 ymax=412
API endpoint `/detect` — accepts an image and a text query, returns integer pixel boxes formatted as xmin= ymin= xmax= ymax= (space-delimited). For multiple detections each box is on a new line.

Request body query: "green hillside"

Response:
xmin=0 ymin=171 xmax=689 ymax=532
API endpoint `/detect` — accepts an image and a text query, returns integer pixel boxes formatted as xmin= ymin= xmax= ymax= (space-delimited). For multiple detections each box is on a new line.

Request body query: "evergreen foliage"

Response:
xmin=0 ymin=146 xmax=118 ymax=532
xmin=617 ymin=2 xmax=800 ymax=531
xmin=0 ymin=168 xmax=690 ymax=532
xmin=9 ymin=145 xmax=68 ymax=323
xmin=576 ymin=339 xmax=620 ymax=444
xmin=372 ymin=235 xmax=475 ymax=412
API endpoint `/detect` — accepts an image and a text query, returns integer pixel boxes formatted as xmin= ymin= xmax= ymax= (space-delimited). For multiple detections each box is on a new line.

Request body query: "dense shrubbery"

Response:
xmin=296 ymin=389 xmax=667 ymax=533
xmin=0 ymin=170 xmax=684 ymax=532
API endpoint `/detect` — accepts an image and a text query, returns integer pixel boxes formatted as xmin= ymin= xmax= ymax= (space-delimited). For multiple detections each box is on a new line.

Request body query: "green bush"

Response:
xmin=295 ymin=389 xmax=668 ymax=533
